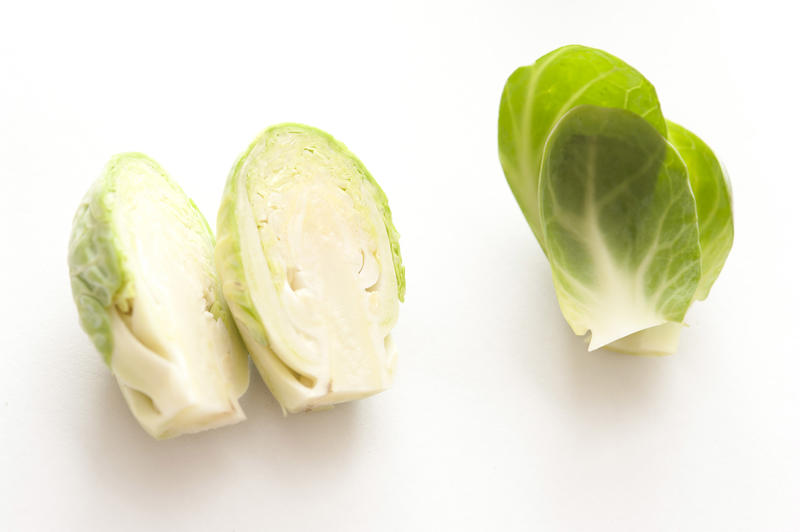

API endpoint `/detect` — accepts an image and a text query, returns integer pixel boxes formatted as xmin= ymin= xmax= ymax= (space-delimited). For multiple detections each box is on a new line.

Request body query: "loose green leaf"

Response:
xmin=605 ymin=122 xmax=735 ymax=354
xmin=499 ymin=44 xmax=665 ymax=248
xmin=540 ymin=106 xmax=701 ymax=350
xmin=667 ymin=121 xmax=734 ymax=300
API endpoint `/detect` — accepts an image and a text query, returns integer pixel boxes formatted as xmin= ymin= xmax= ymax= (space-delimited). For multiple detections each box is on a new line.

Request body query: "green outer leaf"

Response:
xmin=540 ymin=106 xmax=701 ymax=349
xmin=67 ymin=154 xmax=137 ymax=363
xmin=499 ymin=44 xmax=666 ymax=249
xmin=667 ymin=121 xmax=734 ymax=300
xmin=215 ymin=146 xmax=270 ymax=350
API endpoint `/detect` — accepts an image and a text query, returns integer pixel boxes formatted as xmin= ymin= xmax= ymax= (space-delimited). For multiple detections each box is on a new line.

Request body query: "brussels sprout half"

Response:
xmin=68 ymin=154 xmax=249 ymax=438
xmin=217 ymin=124 xmax=404 ymax=413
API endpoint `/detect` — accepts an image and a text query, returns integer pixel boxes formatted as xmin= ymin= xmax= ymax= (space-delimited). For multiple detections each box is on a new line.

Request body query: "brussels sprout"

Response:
xmin=68 ymin=154 xmax=249 ymax=438
xmin=216 ymin=124 xmax=404 ymax=413
xmin=499 ymin=45 xmax=733 ymax=355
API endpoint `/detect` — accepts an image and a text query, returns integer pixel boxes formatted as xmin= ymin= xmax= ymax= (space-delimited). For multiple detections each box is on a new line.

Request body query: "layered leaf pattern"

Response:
xmin=216 ymin=124 xmax=404 ymax=412
xmin=499 ymin=45 xmax=734 ymax=354
xmin=499 ymin=45 xmax=665 ymax=248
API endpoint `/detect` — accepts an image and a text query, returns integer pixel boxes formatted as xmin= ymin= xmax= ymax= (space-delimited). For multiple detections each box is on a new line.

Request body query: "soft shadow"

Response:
xmin=81 ymin=363 xmax=361 ymax=508
xmin=560 ymin=336 xmax=667 ymax=417
xmin=508 ymin=245 xmax=669 ymax=426
xmin=235 ymin=371 xmax=363 ymax=471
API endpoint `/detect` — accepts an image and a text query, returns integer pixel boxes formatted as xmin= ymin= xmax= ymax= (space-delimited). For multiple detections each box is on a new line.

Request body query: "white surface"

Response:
xmin=1 ymin=1 xmax=798 ymax=530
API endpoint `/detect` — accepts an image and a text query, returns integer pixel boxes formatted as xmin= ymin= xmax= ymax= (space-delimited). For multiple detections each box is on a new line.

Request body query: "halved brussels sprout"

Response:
xmin=216 ymin=124 xmax=404 ymax=413
xmin=68 ymin=153 xmax=249 ymax=438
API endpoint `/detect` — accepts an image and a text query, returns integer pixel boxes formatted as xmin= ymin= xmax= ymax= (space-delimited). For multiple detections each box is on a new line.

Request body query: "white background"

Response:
xmin=1 ymin=1 xmax=798 ymax=530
